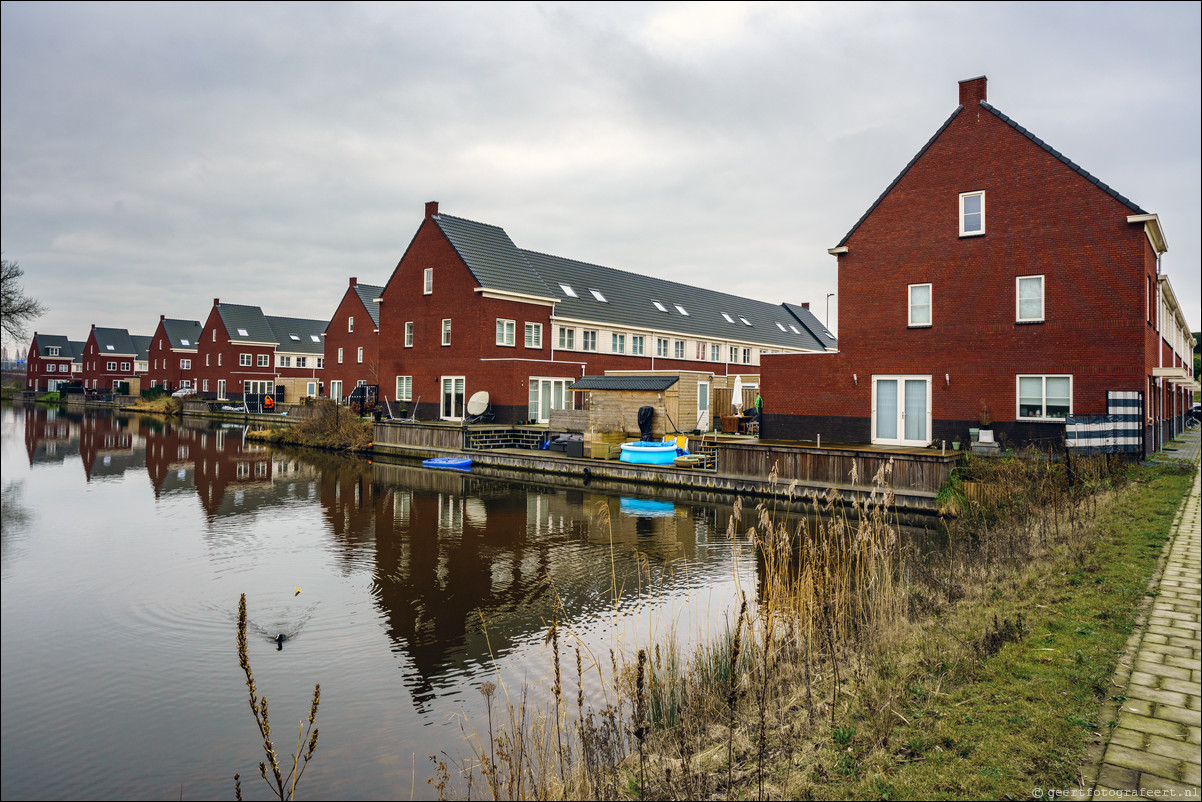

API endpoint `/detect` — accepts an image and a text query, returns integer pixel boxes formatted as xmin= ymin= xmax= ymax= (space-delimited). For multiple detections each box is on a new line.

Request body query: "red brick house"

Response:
xmin=194 ymin=299 xmax=327 ymax=402
xmin=145 ymin=316 xmax=203 ymax=392
xmin=322 ymin=277 xmax=383 ymax=404
xmin=377 ymin=202 xmax=835 ymax=424
xmin=25 ymin=333 xmax=76 ymax=391
xmin=80 ymin=325 xmax=149 ymax=392
xmin=762 ymin=76 xmax=1197 ymax=455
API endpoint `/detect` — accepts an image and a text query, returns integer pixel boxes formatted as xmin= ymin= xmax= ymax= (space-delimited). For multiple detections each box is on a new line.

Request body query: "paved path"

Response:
xmin=1082 ymin=427 xmax=1201 ymax=796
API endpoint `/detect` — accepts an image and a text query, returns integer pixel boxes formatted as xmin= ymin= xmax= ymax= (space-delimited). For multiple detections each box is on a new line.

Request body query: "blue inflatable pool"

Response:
xmin=619 ymin=441 xmax=679 ymax=465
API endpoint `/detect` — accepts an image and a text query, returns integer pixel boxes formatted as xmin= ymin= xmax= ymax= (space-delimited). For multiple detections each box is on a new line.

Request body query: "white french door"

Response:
xmin=441 ymin=376 xmax=465 ymax=420
xmin=872 ymin=375 xmax=931 ymax=446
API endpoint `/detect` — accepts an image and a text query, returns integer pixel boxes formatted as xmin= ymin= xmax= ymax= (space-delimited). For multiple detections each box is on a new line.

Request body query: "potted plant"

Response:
xmin=952 ymin=435 xmax=961 ymax=451
xmin=977 ymin=400 xmax=994 ymax=443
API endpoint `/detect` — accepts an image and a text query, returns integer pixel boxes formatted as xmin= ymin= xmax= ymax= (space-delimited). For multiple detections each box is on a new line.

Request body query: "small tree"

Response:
xmin=1 ymin=257 xmax=48 ymax=344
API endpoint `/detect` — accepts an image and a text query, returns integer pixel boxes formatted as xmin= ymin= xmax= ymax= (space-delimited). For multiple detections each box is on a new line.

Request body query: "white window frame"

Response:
xmin=277 ymin=355 xmax=291 ymax=368
xmin=181 ymin=358 xmax=193 ymax=370
xmin=357 ymin=347 xmax=363 ymax=363
xmin=348 ymin=316 xmax=354 ymax=333
xmin=316 ymin=358 xmax=324 ymax=369
xmin=710 ymin=344 xmax=721 ymax=362
xmin=871 ymin=375 xmax=933 ymax=446
xmin=1016 ymin=275 xmax=1044 ymax=323
xmin=612 ymin=332 xmax=625 ymax=354
xmin=558 ymin=326 xmax=575 ymax=350
xmin=656 ymin=338 xmax=669 ymax=358
xmin=395 ymin=375 xmax=413 ymax=402
xmin=908 ymin=283 xmax=932 ymax=327
xmin=525 ymin=322 xmax=542 ymax=349
xmin=581 ymin=330 xmax=597 ymax=352
xmin=674 ymin=340 xmax=685 ymax=359
xmin=959 ymin=190 xmax=985 ymax=237
xmin=404 ymin=321 xmax=414 ymax=348
xmin=496 ymin=319 xmax=516 ymax=347
xmin=256 ymin=354 xmax=269 ymax=367
xmin=440 ymin=375 xmax=465 ymax=420
xmin=296 ymin=357 xmax=307 ymax=368
xmin=1016 ymin=374 xmax=1072 ymax=421
xmin=631 ymin=335 xmax=644 ymax=356
xmin=337 ymin=347 xmax=344 ymax=364
xmin=240 ymin=353 xmax=252 ymax=367
xmin=423 ymin=268 xmax=433 ymax=294
xmin=442 ymin=319 xmax=452 ymax=346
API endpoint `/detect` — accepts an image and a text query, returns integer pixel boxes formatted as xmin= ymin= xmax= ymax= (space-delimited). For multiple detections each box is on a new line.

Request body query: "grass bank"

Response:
xmin=443 ymin=453 xmax=1194 ymax=801
xmin=246 ymin=398 xmax=372 ymax=452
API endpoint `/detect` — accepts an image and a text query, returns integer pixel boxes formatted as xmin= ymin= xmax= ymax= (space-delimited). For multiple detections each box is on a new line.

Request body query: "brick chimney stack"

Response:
xmin=425 ymin=201 xmax=439 ymax=219
xmin=349 ymin=277 xmax=357 ymax=287
xmin=214 ymin=298 xmax=220 ymax=306
xmin=959 ymin=75 xmax=987 ymax=107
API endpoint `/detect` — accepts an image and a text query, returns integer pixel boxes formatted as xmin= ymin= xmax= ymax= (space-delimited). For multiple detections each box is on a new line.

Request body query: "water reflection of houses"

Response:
xmin=78 ymin=412 xmax=144 ymax=481
xmin=21 ymin=405 xmax=80 ymax=466
xmin=367 ymin=461 xmax=718 ymax=706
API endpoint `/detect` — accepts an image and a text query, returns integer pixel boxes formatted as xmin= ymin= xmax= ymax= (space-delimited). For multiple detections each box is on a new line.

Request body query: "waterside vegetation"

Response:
xmin=246 ymin=398 xmax=372 ymax=452
xmin=435 ymin=451 xmax=1194 ymax=800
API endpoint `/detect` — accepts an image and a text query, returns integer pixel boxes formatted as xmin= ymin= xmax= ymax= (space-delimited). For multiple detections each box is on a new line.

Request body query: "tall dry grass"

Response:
xmin=440 ymin=449 xmax=1130 ymax=801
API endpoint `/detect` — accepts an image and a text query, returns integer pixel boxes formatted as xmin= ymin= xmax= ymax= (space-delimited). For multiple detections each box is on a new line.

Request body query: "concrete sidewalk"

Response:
xmin=1081 ymin=427 xmax=1201 ymax=796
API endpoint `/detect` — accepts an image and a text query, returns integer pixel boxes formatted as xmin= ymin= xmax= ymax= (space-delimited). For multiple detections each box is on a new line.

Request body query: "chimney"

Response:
xmin=425 ymin=200 xmax=439 ymax=220
xmin=349 ymin=277 xmax=357 ymax=287
xmin=214 ymin=298 xmax=220 ymax=306
xmin=958 ymin=75 xmax=987 ymax=108
xmin=160 ymin=314 xmax=165 ymax=321
xmin=801 ymin=302 xmax=810 ymax=309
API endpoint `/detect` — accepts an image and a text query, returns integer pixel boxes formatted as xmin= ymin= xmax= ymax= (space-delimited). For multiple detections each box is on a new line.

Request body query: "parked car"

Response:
xmin=171 ymin=387 xmax=195 ymax=398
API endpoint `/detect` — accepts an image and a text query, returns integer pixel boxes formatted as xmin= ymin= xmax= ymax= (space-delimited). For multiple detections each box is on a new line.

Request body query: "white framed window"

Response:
xmin=730 ymin=346 xmax=738 ymax=363
xmin=240 ymin=354 xmax=252 ymax=367
xmin=206 ymin=354 xmax=211 ymax=367
xmin=218 ymin=354 xmax=222 ymax=367
xmin=558 ymin=326 xmax=575 ymax=350
xmin=203 ymin=379 xmax=209 ymax=392
xmin=674 ymin=340 xmax=685 ymax=359
xmin=442 ymin=319 xmax=452 ymax=346
xmin=674 ymin=304 xmax=689 ymax=316
xmin=396 ymin=375 xmax=413 ymax=402
xmin=356 ymin=347 xmax=363 ymax=363
xmin=652 ymin=301 xmax=668 ymax=312
xmin=348 ymin=316 xmax=354 ymax=333
xmin=559 ymin=283 xmax=577 ymax=298
xmin=423 ymin=268 xmax=433 ymax=294
xmin=656 ymin=338 xmax=669 ymax=357
xmin=277 ymin=355 xmax=291 ymax=368
xmin=696 ymin=342 xmax=706 ymax=360
xmin=257 ymin=354 xmax=269 ymax=367
xmin=1017 ymin=375 xmax=1071 ymax=420
xmin=525 ymin=322 xmax=542 ymax=349
xmin=742 ymin=348 xmax=752 ymax=364
xmin=440 ymin=375 xmax=465 ymax=420
xmin=611 ymin=332 xmax=625 ymax=353
xmin=589 ymin=289 xmax=607 ymax=303
xmin=316 ymin=358 xmax=324 ymax=369
xmin=120 ymin=361 xmax=130 ymax=371
xmin=909 ymin=283 xmax=932 ymax=327
xmin=1017 ymin=275 xmax=1044 ymax=323
xmin=528 ymin=377 xmax=574 ymax=423
xmin=496 ymin=319 xmax=516 ymax=346
xmin=47 ymin=346 xmax=60 ymax=356
xmin=959 ymin=190 xmax=985 ymax=236
xmin=181 ymin=358 xmax=191 ymax=370
xmin=296 ymin=357 xmax=307 ymax=368
xmin=306 ymin=381 xmax=317 ymax=396
xmin=581 ymin=330 xmax=597 ymax=351
xmin=872 ymin=375 xmax=932 ymax=446
xmin=404 ymin=321 xmax=414 ymax=347
xmin=722 ymin=312 xmax=734 ymax=323
xmin=711 ymin=344 xmax=721 ymax=362
xmin=631 ymin=335 xmax=644 ymax=356
xmin=337 ymin=347 xmax=344 ymax=364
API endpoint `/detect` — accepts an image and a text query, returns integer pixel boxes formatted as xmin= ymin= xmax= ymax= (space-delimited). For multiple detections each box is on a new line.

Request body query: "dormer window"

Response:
xmin=959 ymin=191 xmax=985 ymax=236
xmin=589 ymin=289 xmax=607 ymax=303
xmin=47 ymin=347 xmax=60 ymax=356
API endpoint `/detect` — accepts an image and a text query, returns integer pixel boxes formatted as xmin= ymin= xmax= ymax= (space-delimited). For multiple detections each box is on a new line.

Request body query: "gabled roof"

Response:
xmin=69 ymin=341 xmax=85 ymax=362
xmin=131 ymin=335 xmax=152 ymax=361
xmin=267 ymin=316 xmax=327 ymax=355
xmin=216 ymin=304 xmax=276 ymax=345
xmin=161 ymin=319 xmax=203 ymax=351
xmin=91 ymin=327 xmax=138 ymax=356
xmin=523 ymin=249 xmax=829 ymax=351
xmin=782 ymin=304 xmax=839 ymax=350
xmin=433 ymin=214 xmax=554 ymax=299
xmin=835 ymin=98 xmax=1147 ymax=248
xmin=351 ymin=283 xmax=385 ymax=327
xmin=33 ymin=334 xmax=72 ymax=357
xmin=570 ymin=375 xmax=679 ymax=391
xmin=427 ymin=210 xmax=832 ymax=352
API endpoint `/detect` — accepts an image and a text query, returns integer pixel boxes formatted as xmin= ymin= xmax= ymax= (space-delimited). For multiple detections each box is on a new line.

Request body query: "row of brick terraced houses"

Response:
xmin=25 ymin=77 xmax=1197 ymax=455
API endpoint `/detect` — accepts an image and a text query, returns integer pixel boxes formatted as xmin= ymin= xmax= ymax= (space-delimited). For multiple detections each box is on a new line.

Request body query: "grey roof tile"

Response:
xmin=267 ymin=316 xmax=328 ymax=355
xmin=92 ymin=327 xmax=138 ymax=356
xmin=216 ymin=304 xmax=276 ymax=344
xmin=161 ymin=319 xmax=203 ymax=350
xmin=33 ymin=334 xmax=72 ymax=357
xmin=131 ymin=335 xmax=152 ymax=361
xmin=352 ymin=283 xmax=385 ymax=327
xmin=434 ymin=214 xmax=553 ymax=298
xmin=570 ymin=375 xmax=679 ymax=391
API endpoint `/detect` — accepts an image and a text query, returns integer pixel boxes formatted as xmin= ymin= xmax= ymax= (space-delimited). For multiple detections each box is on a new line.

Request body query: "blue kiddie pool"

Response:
xmin=619 ymin=441 xmax=680 ymax=465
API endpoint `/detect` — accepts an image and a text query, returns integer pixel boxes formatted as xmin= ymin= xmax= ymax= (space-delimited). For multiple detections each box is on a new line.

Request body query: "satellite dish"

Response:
xmin=466 ymin=391 xmax=489 ymax=417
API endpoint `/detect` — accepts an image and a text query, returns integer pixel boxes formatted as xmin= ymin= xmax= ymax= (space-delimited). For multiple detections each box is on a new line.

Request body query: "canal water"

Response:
xmin=2 ymin=404 xmax=790 ymax=800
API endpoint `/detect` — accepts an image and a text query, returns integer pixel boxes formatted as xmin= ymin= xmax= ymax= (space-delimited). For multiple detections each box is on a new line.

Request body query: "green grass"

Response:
xmin=793 ymin=463 xmax=1193 ymax=800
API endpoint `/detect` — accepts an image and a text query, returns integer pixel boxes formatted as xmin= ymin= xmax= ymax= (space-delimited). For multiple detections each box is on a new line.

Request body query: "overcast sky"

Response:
xmin=3 ymin=1 xmax=1199 ymax=353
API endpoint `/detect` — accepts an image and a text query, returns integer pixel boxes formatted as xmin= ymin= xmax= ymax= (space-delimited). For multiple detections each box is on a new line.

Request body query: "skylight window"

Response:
xmin=653 ymin=301 xmax=668 ymax=312
xmin=237 ymin=328 xmax=249 ymax=336
xmin=789 ymin=325 xmax=801 ymax=335
xmin=776 ymin=322 xmax=787 ymax=332
xmin=106 ymin=345 xmax=115 ymax=350
xmin=590 ymin=289 xmax=607 ymax=303
xmin=290 ymin=334 xmax=300 ymax=341
xmin=674 ymin=305 xmax=689 ymax=316
xmin=739 ymin=317 xmax=752 ymax=326
xmin=311 ymin=335 xmax=320 ymax=342
xmin=560 ymin=284 xmax=577 ymax=298
xmin=180 ymin=338 xmax=191 ymax=346
xmin=722 ymin=313 xmax=734 ymax=323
